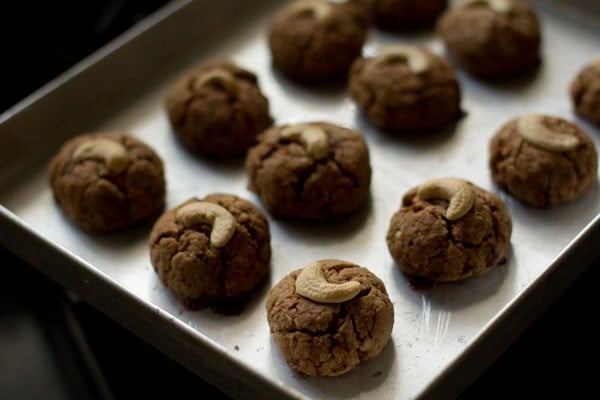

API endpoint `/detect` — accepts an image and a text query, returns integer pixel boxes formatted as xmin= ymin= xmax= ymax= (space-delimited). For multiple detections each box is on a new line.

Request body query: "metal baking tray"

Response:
xmin=1 ymin=0 xmax=599 ymax=398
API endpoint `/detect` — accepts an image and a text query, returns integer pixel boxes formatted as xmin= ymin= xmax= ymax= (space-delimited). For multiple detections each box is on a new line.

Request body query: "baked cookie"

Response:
xmin=245 ymin=122 xmax=371 ymax=219
xmin=268 ymin=0 xmax=368 ymax=82
xmin=349 ymin=45 xmax=462 ymax=132
xmin=149 ymin=194 xmax=271 ymax=310
xmin=386 ymin=177 xmax=512 ymax=282
xmin=266 ymin=259 xmax=394 ymax=377
xmin=437 ymin=0 xmax=541 ymax=79
xmin=489 ymin=114 xmax=598 ymax=207
xmin=570 ymin=56 xmax=600 ymax=126
xmin=48 ymin=132 xmax=166 ymax=232
xmin=165 ymin=61 xmax=273 ymax=158
xmin=351 ymin=0 xmax=447 ymax=31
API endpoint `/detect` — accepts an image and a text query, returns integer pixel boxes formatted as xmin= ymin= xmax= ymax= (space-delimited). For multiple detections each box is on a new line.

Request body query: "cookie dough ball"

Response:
xmin=387 ymin=178 xmax=512 ymax=282
xmin=165 ymin=61 xmax=273 ymax=158
xmin=268 ymin=0 xmax=368 ymax=82
xmin=437 ymin=0 xmax=541 ymax=79
xmin=349 ymin=45 xmax=462 ymax=132
xmin=266 ymin=259 xmax=394 ymax=377
xmin=245 ymin=122 xmax=371 ymax=219
xmin=351 ymin=0 xmax=447 ymax=30
xmin=570 ymin=56 xmax=600 ymax=126
xmin=48 ymin=132 xmax=166 ymax=232
xmin=150 ymin=194 xmax=271 ymax=310
xmin=489 ymin=114 xmax=598 ymax=207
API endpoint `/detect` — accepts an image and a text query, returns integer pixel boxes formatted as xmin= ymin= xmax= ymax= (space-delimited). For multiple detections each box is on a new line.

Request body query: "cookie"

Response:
xmin=351 ymin=0 xmax=447 ymax=31
xmin=149 ymin=194 xmax=271 ymax=310
xmin=268 ymin=0 xmax=368 ymax=82
xmin=489 ymin=114 xmax=598 ymax=207
xmin=245 ymin=122 xmax=371 ymax=220
xmin=48 ymin=132 xmax=166 ymax=232
xmin=349 ymin=45 xmax=462 ymax=132
xmin=165 ymin=61 xmax=273 ymax=158
xmin=570 ymin=56 xmax=600 ymax=126
xmin=386 ymin=177 xmax=512 ymax=282
xmin=437 ymin=0 xmax=541 ymax=79
xmin=266 ymin=259 xmax=394 ymax=377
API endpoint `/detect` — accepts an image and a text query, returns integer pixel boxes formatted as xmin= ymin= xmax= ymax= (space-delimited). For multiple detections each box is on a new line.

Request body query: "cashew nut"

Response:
xmin=175 ymin=201 xmax=236 ymax=248
xmin=192 ymin=68 xmax=237 ymax=95
xmin=289 ymin=0 xmax=333 ymax=25
xmin=516 ymin=114 xmax=579 ymax=152
xmin=280 ymin=124 xmax=329 ymax=160
xmin=72 ymin=137 xmax=130 ymax=173
xmin=374 ymin=46 xmax=430 ymax=75
xmin=417 ymin=177 xmax=475 ymax=221
xmin=295 ymin=261 xmax=361 ymax=304
xmin=462 ymin=0 xmax=512 ymax=14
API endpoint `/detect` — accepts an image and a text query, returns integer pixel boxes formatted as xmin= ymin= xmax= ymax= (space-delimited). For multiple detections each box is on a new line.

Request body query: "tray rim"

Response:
xmin=1 ymin=1 xmax=600 ymax=399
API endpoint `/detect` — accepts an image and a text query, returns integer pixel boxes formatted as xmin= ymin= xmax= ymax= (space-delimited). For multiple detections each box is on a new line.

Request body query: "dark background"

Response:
xmin=0 ymin=1 xmax=597 ymax=399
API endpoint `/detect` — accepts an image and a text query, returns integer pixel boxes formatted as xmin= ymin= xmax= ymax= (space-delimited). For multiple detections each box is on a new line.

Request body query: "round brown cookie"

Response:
xmin=570 ymin=56 xmax=600 ymax=126
xmin=149 ymin=194 xmax=271 ymax=311
xmin=245 ymin=122 xmax=371 ymax=220
xmin=437 ymin=0 xmax=541 ymax=79
xmin=489 ymin=114 xmax=598 ymax=207
xmin=165 ymin=60 xmax=273 ymax=158
xmin=48 ymin=132 xmax=166 ymax=232
xmin=351 ymin=0 xmax=447 ymax=31
xmin=349 ymin=45 xmax=462 ymax=132
xmin=266 ymin=259 xmax=394 ymax=377
xmin=386 ymin=177 xmax=512 ymax=282
xmin=268 ymin=0 xmax=368 ymax=82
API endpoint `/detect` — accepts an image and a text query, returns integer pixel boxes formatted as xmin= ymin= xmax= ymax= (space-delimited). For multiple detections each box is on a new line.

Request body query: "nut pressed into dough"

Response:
xmin=245 ymin=122 xmax=371 ymax=220
xmin=349 ymin=46 xmax=462 ymax=133
xmin=48 ymin=132 xmax=166 ymax=232
xmin=489 ymin=115 xmax=598 ymax=207
xmin=150 ymin=194 xmax=271 ymax=310
xmin=165 ymin=60 xmax=273 ymax=158
xmin=268 ymin=0 xmax=368 ymax=82
xmin=266 ymin=259 xmax=394 ymax=376
xmin=386 ymin=179 xmax=512 ymax=282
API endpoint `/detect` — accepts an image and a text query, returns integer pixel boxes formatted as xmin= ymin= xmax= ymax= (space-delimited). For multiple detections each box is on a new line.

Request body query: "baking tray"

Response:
xmin=1 ymin=0 xmax=599 ymax=398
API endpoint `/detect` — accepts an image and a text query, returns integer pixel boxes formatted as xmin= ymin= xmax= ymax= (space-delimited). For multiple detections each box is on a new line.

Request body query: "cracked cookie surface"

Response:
xmin=268 ymin=0 xmax=368 ymax=82
xmin=149 ymin=194 xmax=271 ymax=310
xmin=266 ymin=259 xmax=394 ymax=377
xmin=245 ymin=122 xmax=371 ymax=220
xmin=165 ymin=60 xmax=273 ymax=158
xmin=489 ymin=116 xmax=598 ymax=207
xmin=386 ymin=181 xmax=512 ymax=282
xmin=348 ymin=47 xmax=462 ymax=133
xmin=48 ymin=132 xmax=166 ymax=232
